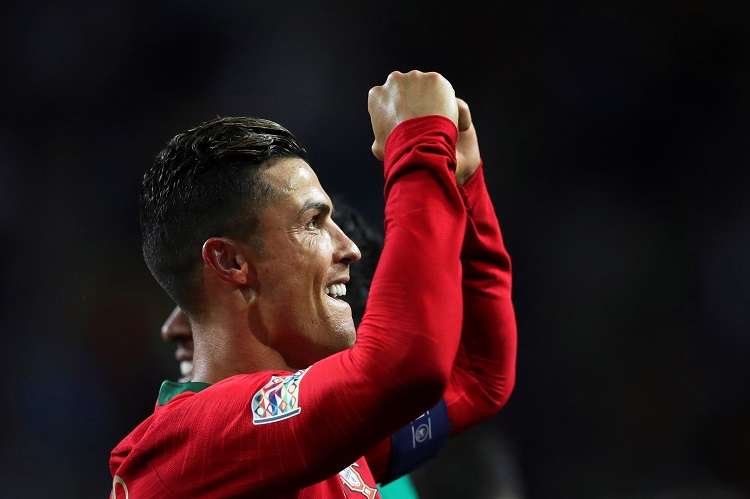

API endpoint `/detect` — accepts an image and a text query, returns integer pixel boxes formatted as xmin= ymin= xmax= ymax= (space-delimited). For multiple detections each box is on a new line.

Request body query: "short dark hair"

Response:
xmin=140 ymin=116 xmax=308 ymax=311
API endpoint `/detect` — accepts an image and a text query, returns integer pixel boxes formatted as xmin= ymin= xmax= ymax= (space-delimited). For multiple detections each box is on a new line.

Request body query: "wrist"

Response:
xmin=383 ymin=115 xmax=459 ymax=179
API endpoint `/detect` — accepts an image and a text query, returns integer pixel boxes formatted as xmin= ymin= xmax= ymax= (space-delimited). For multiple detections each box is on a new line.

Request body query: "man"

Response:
xmin=110 ymin=70 xmax=516 ymax=497
xmin=159 ymin=200 xmax=421 ymax=498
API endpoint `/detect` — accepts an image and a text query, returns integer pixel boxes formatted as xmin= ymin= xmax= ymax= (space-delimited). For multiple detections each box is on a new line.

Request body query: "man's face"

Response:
xmin=248 ymin=158 xmax=361 ymax=368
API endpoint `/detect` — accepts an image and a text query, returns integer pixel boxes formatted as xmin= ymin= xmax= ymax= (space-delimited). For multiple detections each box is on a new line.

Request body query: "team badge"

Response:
xmin=251 ymin=369 xmax=307 ymax=425
xmin=338 ymin=463 xmax=378 ymax=498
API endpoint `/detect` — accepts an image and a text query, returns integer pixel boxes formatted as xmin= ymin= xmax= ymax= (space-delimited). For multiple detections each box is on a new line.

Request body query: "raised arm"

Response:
xmin=367 ymin=99 xmax=517 ymax=484
xmin=444 ymin=158 xmax=517 ymax=433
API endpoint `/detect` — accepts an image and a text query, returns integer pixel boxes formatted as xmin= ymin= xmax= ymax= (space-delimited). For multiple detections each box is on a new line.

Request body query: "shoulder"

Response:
xmin=198 ymin=369 xmax=305 ymax=401
xmin=109 ymin=413 xmax=156 ymax=475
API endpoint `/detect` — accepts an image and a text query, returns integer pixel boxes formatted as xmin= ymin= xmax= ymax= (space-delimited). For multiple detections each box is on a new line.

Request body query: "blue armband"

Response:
xmin=384 ymin=399 xmax=450 ymax=483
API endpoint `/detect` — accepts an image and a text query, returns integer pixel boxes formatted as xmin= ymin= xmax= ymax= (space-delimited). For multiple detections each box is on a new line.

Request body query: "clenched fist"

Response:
xmin=368 ymin=70 xmax=458 ymax=160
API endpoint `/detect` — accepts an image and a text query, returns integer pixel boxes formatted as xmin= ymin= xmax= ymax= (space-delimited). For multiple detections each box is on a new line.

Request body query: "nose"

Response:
xmin=160 ymin=306 xmax=193 ymax=343
xmin=331 ymin=221 xmax=362 ymax=265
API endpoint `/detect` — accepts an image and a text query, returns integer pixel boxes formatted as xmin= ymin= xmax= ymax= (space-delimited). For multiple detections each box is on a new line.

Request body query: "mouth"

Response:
xmin=324 ymin=282 xmax=347 ymax=300
xmin=179 ymin=360 xmax=193 ymax=378
xmin=323 ymin=278 xmax=351 ymax=308
xmin=174 ymin=345 xmax=194 ymax=379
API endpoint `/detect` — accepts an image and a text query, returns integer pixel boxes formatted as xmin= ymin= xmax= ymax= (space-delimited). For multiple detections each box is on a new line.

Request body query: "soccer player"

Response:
xmin=158 ymin=200 xmax=421 ymax=498
xmin=110 ymin=70 xmax=517 ymax=497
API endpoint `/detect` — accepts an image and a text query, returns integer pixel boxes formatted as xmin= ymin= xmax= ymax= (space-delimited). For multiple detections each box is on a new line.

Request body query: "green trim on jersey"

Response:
xmin=379 ymin=475 xmax=419 ymax=499
xmin=157 ymin=380 xmax=211 ymax=406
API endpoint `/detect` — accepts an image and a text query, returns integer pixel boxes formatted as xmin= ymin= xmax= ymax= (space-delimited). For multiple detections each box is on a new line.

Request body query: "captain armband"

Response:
xmin=383 ymin=399 xmax=450 ymax=484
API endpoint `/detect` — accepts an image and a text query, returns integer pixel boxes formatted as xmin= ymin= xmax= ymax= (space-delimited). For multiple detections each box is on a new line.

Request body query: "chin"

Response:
xmin=342 ymin=329 xmax=357 ymax=349
xmin=324 ymin=321 xmax=357 ymax=355
xmin=340 ymin=317 xmax=358 ymax=347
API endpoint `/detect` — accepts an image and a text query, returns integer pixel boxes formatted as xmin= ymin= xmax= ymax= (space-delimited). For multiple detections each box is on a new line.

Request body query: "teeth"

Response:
xmin=180 ymin=361 xmax=193 ymax=377
xmin=325 ymin=283 xmax=347 ymax=298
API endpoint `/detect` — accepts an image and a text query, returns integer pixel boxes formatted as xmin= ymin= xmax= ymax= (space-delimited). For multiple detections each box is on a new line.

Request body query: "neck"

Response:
xmin=189 ymin=315 xmax=291 ymax=384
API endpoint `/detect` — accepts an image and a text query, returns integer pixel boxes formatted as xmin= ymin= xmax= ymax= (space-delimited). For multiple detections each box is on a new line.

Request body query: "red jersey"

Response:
xmin=110 ymin=115 xmax=517 ymax=498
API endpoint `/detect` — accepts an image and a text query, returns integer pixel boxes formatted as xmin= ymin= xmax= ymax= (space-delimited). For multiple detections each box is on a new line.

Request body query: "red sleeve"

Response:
xmin=150 ymin=116 xmax=467 ymax=496
xmin=365 ymin=162 xmax=518 ymax=482
xmin=443 ymin=161 xmax=517 ymax=433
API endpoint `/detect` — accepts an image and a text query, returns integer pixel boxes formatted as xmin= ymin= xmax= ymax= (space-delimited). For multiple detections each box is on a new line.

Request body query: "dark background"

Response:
xmin=1 ymin=1 xmax=749 ymax=498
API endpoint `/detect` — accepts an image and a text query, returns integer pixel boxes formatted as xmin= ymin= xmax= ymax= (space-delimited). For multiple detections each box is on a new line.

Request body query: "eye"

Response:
xmin=305 ymin=214 xmax=322 ymax=230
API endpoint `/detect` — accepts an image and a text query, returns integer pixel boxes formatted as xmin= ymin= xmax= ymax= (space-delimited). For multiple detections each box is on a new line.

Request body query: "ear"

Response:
xmin=201 ymin=237 xmax=251 ymax=287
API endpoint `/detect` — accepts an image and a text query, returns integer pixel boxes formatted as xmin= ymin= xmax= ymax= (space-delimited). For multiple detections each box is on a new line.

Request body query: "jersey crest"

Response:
xmin=251 ymin=369 xmax=307 ymax=425
xmin=338 ymin=463 xmax=378 ymax=498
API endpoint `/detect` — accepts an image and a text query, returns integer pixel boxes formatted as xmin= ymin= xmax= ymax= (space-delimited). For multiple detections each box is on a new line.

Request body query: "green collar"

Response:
xmin=157 ymin=380 xmax=211 ymax=406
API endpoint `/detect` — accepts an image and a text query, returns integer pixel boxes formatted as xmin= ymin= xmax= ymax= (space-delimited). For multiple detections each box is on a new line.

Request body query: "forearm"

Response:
xmin=461 ymin=162 xmax=512 ymax=294
xmin=445 ymin=162 xmax=517 ymax=433
xmin=366 ymin=162 xmax=517 ymax=482
xmin=353 ymin=115 xmax=466 ymax=405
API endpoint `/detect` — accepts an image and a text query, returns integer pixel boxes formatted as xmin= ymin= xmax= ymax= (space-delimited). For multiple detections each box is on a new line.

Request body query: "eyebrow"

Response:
xmin=297 ymin=200 xmax=332 ymax=219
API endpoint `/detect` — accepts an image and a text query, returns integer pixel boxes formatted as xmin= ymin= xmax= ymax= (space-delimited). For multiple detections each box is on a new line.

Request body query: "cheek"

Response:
xmin=297 ymin=233 xmax=334 ymax=278
xmin=257 ymin=233 xmax=334 ymax=318
xmin=320 ymin=231 xmax=334 ymax=251
xmin=301 ymin=229 xmax=333 ymax=255
xmin=315 ymin=233 xmax=335 ymax=266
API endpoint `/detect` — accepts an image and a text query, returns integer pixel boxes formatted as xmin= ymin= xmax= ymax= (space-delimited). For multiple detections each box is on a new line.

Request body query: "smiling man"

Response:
xmin=110 ymin=70 xmax=517 ymax=498
xmin=158 ymin=199 xmax=422 ymax=498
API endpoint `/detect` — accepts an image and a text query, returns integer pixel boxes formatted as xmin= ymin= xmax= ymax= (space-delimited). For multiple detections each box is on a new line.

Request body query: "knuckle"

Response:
xmin=427 ymin=73 xmax=447 ymax=86
xmin=368 ymin=87 xmax=383 ymax=104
